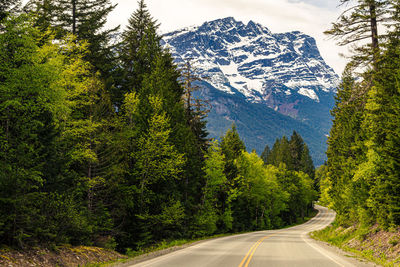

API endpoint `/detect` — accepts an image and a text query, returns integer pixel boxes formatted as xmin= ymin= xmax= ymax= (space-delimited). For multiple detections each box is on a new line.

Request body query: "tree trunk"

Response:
xmin=369 ymin=1 xmax=379 ymax=66
xmin=72 ymin=0 xmax=76 ymax=35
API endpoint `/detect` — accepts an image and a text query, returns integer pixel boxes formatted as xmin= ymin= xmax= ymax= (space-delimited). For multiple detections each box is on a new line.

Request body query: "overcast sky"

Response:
xmin=105 ymin=0 xmax=348 ymax=75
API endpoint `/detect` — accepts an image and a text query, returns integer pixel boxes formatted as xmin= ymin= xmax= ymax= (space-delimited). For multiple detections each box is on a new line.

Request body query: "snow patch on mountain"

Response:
xmin=162 ymin=17 xmax=339 ymax=116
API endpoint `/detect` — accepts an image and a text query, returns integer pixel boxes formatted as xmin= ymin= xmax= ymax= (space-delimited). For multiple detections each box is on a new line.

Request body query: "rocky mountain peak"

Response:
xmin=162 ymin=17 xmax=339 ymax=118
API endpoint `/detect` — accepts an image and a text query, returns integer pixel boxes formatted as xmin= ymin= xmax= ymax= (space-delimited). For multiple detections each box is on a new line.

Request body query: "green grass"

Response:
xmin=311 ymin=223 xmax=397 ymax=267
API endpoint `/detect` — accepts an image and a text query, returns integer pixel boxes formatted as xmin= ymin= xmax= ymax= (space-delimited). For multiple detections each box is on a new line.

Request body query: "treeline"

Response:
xmin=0 ymin=0 xmax=316 ymax=251
xmin=318 ymin=0 xmax=400 ymax=228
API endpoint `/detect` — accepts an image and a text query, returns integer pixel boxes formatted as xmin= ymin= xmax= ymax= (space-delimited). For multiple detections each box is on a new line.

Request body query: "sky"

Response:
xmin=106 ymin=0 xmax=348 ymax=75
xmin=21 ymin=0 xmax=348 ymax=74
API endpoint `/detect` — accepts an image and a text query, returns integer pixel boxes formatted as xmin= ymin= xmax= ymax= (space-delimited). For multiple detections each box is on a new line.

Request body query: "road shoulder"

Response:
xmin=307 ymin=233 xmax=380 ymax=267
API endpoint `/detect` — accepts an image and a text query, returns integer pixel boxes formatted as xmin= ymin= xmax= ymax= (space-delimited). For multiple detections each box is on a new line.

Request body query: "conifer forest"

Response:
xmin=0 ymin=0 xmax=399 ymax=257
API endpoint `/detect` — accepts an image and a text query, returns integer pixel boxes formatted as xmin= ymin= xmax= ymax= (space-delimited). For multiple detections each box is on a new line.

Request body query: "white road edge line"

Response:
xmin=301 ymin=231 xmax=353 ymax=267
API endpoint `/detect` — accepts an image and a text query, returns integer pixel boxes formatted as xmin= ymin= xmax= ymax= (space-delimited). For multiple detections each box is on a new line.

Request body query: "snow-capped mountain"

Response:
xmin=162 ymin=17 xmax=340 ymax=165
xmin=162 ymin=17 xmax=339 ymax=118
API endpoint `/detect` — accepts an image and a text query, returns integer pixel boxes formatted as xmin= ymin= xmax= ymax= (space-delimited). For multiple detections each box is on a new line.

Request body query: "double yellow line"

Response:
xmin=238 ymin=233 xmax=278 ymax=267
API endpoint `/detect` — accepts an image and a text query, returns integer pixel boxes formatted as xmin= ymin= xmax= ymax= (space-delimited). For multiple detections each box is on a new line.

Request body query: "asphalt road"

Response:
xmin=130 ymin=205 xmax=375 ymax=267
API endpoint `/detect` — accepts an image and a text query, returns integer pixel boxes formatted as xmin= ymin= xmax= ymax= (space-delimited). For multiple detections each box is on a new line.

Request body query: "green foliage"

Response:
xmin=192 ymin=140 xmax=227 ymax=236
xmin=134 ymin=95 xmax=185 ymax=190
xmin=315 ymin=165 xmax=331 ymax=206
xmin=260 ymin=144 xmax=270 ymax=164
xmin=233 ymin=152 xmax=288 ymax=230
xmin=0 ymin=3 xmax=319 ymax=253
xmin=0 ymin=0 xmax=20 ymax=22
xmin=264 ymin=131 xmax=315 ymax=183
xmin=312 ymin=223 xmax=398 ymax=266
xmin=321 ymin=13 xmax=400 ymax=227
xmin=220 ymin=124 xmax=246 ymax=180
xmin=0 ymin=15 xmax=111 ymax=247
xmin=25 ymin=0 xmax=118 ymax=76
xmin=357 ymin=43 xmax=400 ymax=226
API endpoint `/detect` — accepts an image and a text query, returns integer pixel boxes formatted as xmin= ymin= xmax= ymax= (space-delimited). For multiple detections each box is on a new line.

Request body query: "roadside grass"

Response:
xmin=311 ymin=222 xmax=398 ymax=267
xmin=90 ymin=209 xmax=319 ymax=267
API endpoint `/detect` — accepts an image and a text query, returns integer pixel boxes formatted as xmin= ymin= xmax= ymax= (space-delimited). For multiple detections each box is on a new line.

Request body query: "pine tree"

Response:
xmin=326 ymin=67 xmax=368 ymax=224
xmin=325 ymin=0 xmax=388 ymax=67
xmin=300 ymin=144 xmax=315 ymax=181
xmin=260 ymin=144 xmax=270 ymax=164
xmin=0 ymin=0 xmax=20 ymax=21
xmin=356 ymin=41 xmax=400 ymax=226
xmin=220 ymin=124 xmax=246 ymax=181
xmin=0 ymin=15 xmax=103 ymax=246
xmin=289 ymin=131 xmax=304 ymax=170
xmin=118 ymin=0 xmax=160 ymax=106
xmin=23 ymin=0 xmax=58 ymax=33
xmin=25 ymin=0 xmax=119 ymax=77
xmin=115 ymin=1 xmax=209 ymax=247
xmin=58 ymin=0 xmax=118 ymax=75
xmin=180 ymin=59 xmax=209 ymax=153
xmin=133 ymin=95 xmax=186 ymax=243
xmin=265 ymin=138 xmax=280 ymax=166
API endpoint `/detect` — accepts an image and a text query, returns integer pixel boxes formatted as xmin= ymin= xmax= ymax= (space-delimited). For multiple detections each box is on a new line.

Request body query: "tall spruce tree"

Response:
xmin=180 ymin=59 xmax=209 ymax=153
xmin=260 ymin=144 xmax=271 ymax=164
xmin=115 ymin=0 xmax=209 ymax=247
xmin=118 ymin=0 xmax=160 ymax=106
xmin=24 ymin=0 xmax=119 ymax=77
xmin=289 ymin=131 xmax=305 ymax=171
xmin=325 ymin=0 xmax=388 ymax=67
xmin=265 ymin=133 xmax=315 ymax=181
xmin=220 ymin=124 xmax=246 ymax=181
xmin=0 ymin=15 xmax=109 ymax=247
xmin=356 ymin=41 xmax=400 ymax=226
xmin=326 ymin=67 xmax=368 ymax=224
xmin=23 ymin=0 xmax=58 ymax=33
xmin=0 ymin=0 xmax=20 ymax=21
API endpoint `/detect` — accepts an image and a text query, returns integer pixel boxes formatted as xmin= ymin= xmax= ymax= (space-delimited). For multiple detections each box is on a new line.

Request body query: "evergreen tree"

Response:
xmin=355 ymin=41 xmax=400 ymax=226
xmin=220 ymin=124 xmax=246 ymax=181
xmin=58 ymin=0 xmax=118 ymax=76
xmin=260 ymin=144 xmax=270 ymax=164
xmin=289 ymin=131 xmax=305 ymax=170
xmin=132 ymin=95 xmax=186 ymax=245
xmin=219 ymin=125 xmax=246 ymax=231
xmin=23 ymin=0 xmax=58 ymax=33
xmin=265 ymin=133 xmax=315 ymax=182
xmin=0 ymin=15 xmax=104 ymax=247
xmin=325 ymin=67 xmax=368 ymax=224
xmin=0 ymin=0 xmax=20 ymax=21
xmin=180 ymin=59 xmax=209 ymax=153
xmin=118 ymin=0 xmax=160 ymax=106
xmin=325 ymin=0 xmax=388 ymax=67
xmin=300 ymin=144 xmax=315 ymax=181
xmin=25 ymin=0 xmax=119 ymax=78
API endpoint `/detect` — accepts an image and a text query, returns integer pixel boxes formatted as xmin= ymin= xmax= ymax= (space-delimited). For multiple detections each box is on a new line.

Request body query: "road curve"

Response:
xmin=129 ymin=205 xmax=371 ymax=267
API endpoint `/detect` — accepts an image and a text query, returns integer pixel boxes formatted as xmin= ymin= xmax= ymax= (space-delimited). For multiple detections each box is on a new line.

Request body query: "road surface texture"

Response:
xmin=130 ymin=205 xmax=377 ymax=267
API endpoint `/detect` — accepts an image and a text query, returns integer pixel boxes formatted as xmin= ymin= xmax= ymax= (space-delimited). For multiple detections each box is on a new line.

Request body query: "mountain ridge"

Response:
xmin=162 ymin=17 xmax=339 ymax=165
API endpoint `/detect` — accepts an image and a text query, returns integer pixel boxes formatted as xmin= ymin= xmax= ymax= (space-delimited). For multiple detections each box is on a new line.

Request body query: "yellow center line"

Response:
xmin=238 ymin=233 xmax=278 ymax=267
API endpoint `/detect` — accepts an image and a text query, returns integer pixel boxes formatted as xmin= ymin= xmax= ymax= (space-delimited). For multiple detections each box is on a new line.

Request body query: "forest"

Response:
xmin=318 ymin=0 xmax=400 ymax=229
xmin=0 ymin=0 xmax=318 ymax=252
